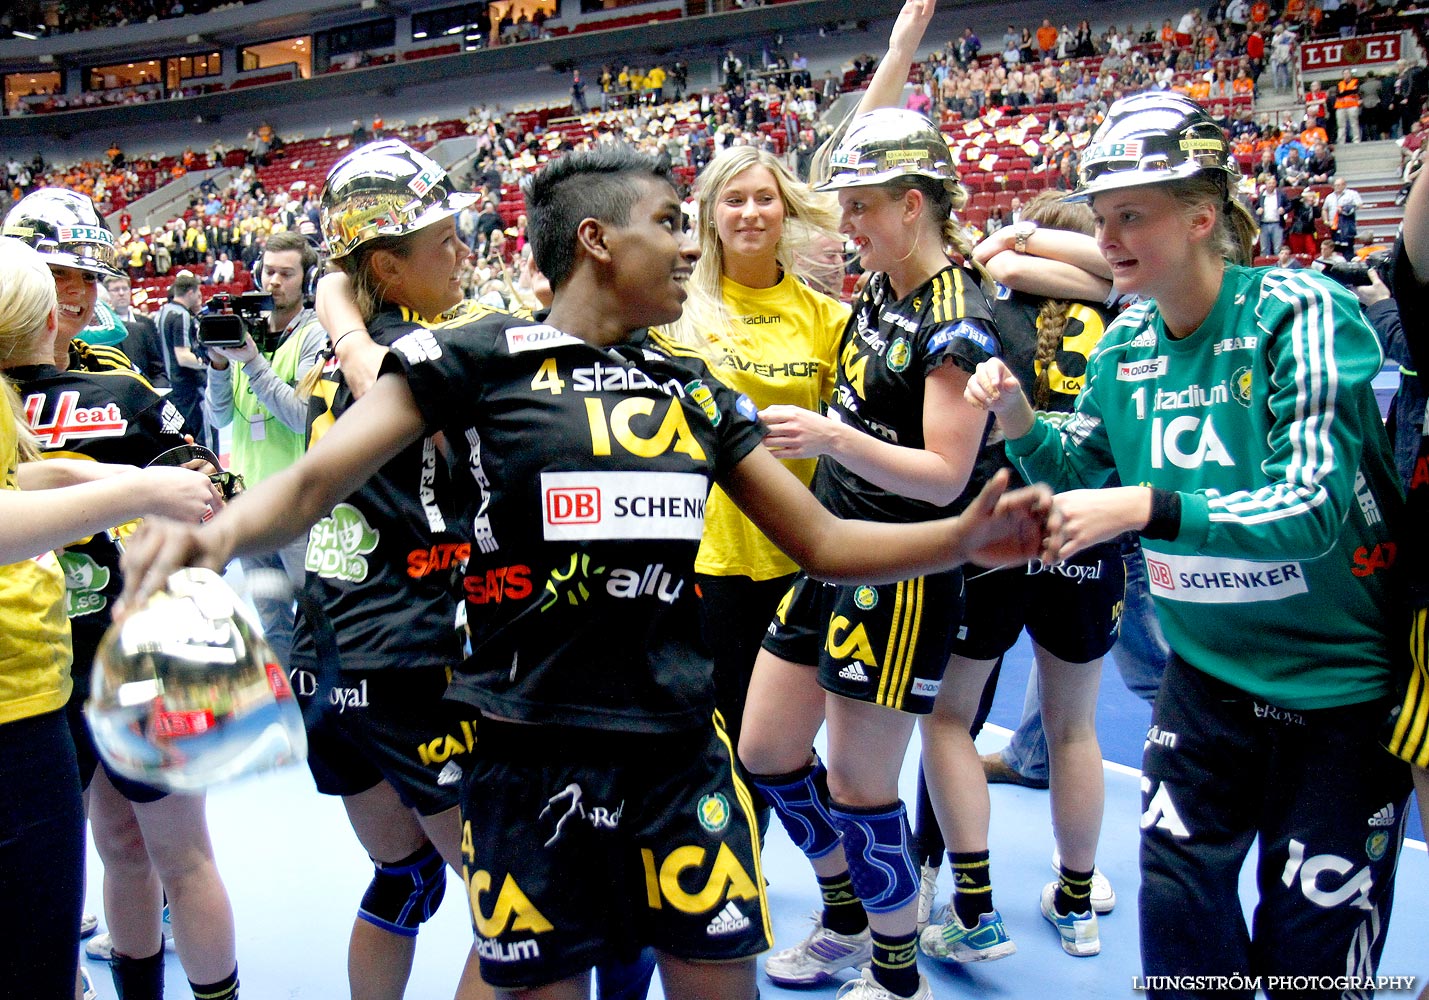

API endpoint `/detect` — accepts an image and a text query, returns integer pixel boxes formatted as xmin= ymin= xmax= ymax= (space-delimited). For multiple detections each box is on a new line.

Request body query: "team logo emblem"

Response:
xmin=1366 ymin=831 xmax=1389 ymax=862
xmin=1232 ymin=366 xmax=1253 ymax=406
xmin=886 ymin=338 xmax=911 ymax=373
xmin=685 ymin=379 xmax=721 ymax=426
xmin=853 ymin=586 xmax=878 ymax=610
xmin=697 ymin=793 xmax=730 ymax=834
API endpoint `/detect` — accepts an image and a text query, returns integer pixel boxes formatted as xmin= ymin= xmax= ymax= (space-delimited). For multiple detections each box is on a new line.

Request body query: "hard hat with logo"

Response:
xmin=1068 ymin=92 xmax=1240 ymax=202
xmin=818 ymin=108 xmax=957 ymax=191
xmin=320 ymin=139 xmax=477 ymax=260
xmin=1 ymin=187 xmax=123 ymax=277
xmin=86 ymin=568 xmax=306 ymax=793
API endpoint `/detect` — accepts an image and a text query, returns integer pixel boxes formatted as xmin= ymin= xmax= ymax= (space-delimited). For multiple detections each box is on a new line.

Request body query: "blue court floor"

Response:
xmin=80 ymin=632 xmax=1427 ymax=998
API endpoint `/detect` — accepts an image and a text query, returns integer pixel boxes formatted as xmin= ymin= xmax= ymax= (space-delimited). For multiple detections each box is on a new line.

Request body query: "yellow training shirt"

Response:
xmin=0 ymin=405 xmax=72 ymax=724
xmin=694 ymin=273 xmax=848 ymax=580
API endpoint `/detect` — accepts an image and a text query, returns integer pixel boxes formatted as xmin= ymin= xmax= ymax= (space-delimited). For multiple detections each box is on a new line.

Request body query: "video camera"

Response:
xmin=196 ymin=291 xmax=273 ymax=349
xmin=1319 ymin=250 xmax=1393 ymax=288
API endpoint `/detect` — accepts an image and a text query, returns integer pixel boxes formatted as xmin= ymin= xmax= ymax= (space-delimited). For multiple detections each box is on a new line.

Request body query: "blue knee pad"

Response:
xmin=358 ymin=842 xmax=447 ymax=937
xmin=751 ymin=757 xmax=842 ymax=859
xmin=828 ymin=799 xmax=919 ymax=914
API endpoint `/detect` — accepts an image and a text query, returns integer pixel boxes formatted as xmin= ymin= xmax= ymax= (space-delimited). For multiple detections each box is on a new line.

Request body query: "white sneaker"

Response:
xmin=1040 ymin=881 xmax=1100 ymax=957
xmin=918 ymin=904 xmax=1016 ymax=963
xmin=80 ymin=967 xmax=98 ymax=1000
xmin=915 ymin=863 xmax=940 ymax=932
xmin=84 ymin=927 xmax=175 ymax=961
xmin=1050 ymin=850 xmax=1116 ymax=913
xmin=835 ymin=967 xmax=932 ymax=999
xmin=765 ymin=915 xmax=874 ymax=987
xmin=80 ymin=913 xmax=99 ymax=938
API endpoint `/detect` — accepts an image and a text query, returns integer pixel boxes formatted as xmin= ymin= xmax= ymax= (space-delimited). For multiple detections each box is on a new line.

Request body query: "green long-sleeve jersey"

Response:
xmin=1008 ymin=265 xmax=1403 ymax=710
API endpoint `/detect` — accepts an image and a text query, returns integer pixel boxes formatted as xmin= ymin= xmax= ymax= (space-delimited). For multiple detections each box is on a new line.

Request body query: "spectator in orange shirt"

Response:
xmin=1335 ymin=68 xmax=1361 ymax=143
xmin=1233 ymin=68 xmax=1256 ymax=96
xmin=1036 ymin=19 xmax=1058 ymax=58
xmin=1249 ymin=0 xmax=1270 ymax=26
xmin=1160 ymin=19 xmax=1176 ymax=46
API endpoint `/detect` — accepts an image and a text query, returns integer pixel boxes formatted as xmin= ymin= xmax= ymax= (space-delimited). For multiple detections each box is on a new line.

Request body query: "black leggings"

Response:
xmin=696 ymin=572 xmax=795 ymax=749
xmin=0 ymin=708 xmax=85 ymax=999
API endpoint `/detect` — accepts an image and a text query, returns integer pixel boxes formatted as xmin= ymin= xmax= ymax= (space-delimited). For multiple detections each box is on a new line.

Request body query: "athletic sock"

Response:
xmin=815 ymin=872 xmax=868 ymax=936
xmin=869 ymin=930 xmax=920 ymax=998
xmin=1055 ymin=865 xmax=1094 ymax=916
xmin=948 ymin=850 xmax=993 ymax=927
xmin=110 ymin=948 xmax=164 ymax=1000
xmin=189 ymin=966 xmax=239 ymax=1000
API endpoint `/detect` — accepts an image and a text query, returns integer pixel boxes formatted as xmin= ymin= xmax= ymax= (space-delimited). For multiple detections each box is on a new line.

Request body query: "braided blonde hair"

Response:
xmin=1016 ymin=191 xmax=1097 ymax=409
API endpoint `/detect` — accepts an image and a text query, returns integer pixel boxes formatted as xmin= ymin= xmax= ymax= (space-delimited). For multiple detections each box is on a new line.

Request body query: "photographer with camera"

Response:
xmin=203 ymin=231 xmax=327 ymax=665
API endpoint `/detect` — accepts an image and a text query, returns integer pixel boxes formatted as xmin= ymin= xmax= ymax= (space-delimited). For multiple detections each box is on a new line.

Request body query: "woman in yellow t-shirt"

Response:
xmin=0 ymin=236 xmax=219 ymax=1000
xmin=664 ymin=145 xmax=848 ymax=779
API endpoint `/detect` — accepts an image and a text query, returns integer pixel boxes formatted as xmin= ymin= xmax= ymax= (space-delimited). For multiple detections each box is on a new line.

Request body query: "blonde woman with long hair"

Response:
xmin=665 ymin=143 xmax=848 ymax=778
xmin=0 ymin=236 xmax=219 ymax=1000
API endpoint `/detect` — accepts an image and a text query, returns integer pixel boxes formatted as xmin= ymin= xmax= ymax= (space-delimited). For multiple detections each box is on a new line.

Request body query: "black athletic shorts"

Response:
xmin=761 ymin=570 xmax=963 ymax=715
xmin=67 ymin=652 xmax=167 ymax=804
xmin=458 ymin=715 xmax=771 ymax=989
xmin=949 ymin=540 xmax=1125 ymax=663
xmin=292 ymin=662 xmax=476 ymax=816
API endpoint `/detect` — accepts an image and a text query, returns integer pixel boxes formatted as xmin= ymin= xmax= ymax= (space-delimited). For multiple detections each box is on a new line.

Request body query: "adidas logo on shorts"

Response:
xmin=706 ymin=901 xmax=751 ymax=937
xmin=437 ymin=762 xmax=463 ymax=787
xmin=837 ymin=663 xmax=870 ymax=683
xmin=1368 ymin=803 xmax=1396 ymax=827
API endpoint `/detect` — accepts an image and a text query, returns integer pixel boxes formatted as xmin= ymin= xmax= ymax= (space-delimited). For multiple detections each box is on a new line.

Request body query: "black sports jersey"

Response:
xmin=8 ymin=355 xmax=191 ymax=657
xmin=291 ymin=305 xmax=468 ymax=672
xmin=69 ymin=338 xmax=142 ymax=377
xmin=969 ymin=287 xmax=1119 ymax=495
xmin=388 ymin=317 xmax=765 ymax=733
xmin=814 ymin=265 xmax=999 ymax=522
xmin=1393 ymin=240 xmax=1429 ymax=608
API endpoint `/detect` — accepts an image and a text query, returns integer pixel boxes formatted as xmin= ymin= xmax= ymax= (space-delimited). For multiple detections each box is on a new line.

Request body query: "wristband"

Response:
xmin=331 ymin=328 xmax=365 ymax=354
xmin=1141 ymin=488 xmax=1182 ymax=541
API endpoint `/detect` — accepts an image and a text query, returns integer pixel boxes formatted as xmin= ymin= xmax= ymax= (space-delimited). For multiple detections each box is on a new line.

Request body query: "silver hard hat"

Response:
xmin=818 ymin=108 xmax=957 ymax=191
xmin=1069 ymin=92 xmax=1240 ymax=202
xmin=320 ymin=139 xmax=477 ymax=260
xmin=2 ymin=187 xmax=123 ymax=277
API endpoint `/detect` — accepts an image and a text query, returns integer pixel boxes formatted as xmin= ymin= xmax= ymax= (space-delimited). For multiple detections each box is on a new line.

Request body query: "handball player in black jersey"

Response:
xmin=914 ymin=191 xmax=1124 ymax=962
xmin=118 ymin=140 xmax=1057 ymax=1000
xmin=736 ymin=2 xmax=1008 ymax=996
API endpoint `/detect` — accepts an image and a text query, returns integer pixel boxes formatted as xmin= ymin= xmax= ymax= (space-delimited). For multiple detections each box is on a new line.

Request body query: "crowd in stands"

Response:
xmin=1 ymin=0 xmax=249 ymax=38
xmin=9 ymin=0 xmax=1429 ymax=313
xmin=2 ymin=146 xmax=216 ymax=219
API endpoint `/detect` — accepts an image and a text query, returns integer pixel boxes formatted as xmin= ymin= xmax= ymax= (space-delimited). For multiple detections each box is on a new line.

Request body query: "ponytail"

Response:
xmin=1222 ymin=198 xmax=1259 ymax=266
xmin=1167 ymin=174 xmax=1259 ymax=266
xmin=297 ymin=236 xmax=410 ymax=400
xmin=1032 ymin=300 xmax=1071 ymax=410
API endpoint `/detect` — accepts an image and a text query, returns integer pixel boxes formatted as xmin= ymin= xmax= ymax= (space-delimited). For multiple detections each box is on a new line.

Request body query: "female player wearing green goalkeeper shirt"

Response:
xmin=967 ymin=92 xmax=1411 ymax=998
